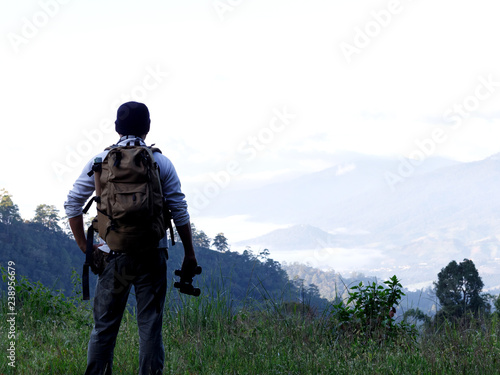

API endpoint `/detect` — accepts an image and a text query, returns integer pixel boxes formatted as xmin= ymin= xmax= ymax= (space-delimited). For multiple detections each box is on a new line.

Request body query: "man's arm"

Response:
xmin=176 ymin=222 xmax=198 ymax=272
xmin=64 ymin=156 xmax=98 ymax=254
xmin=68 ymin=215 xmax=87 ymax=254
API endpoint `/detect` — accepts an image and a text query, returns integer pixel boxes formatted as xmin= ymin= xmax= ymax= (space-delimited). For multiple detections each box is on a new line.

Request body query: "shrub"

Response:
xmin=331 ymin=275 xmax=417 ymax=344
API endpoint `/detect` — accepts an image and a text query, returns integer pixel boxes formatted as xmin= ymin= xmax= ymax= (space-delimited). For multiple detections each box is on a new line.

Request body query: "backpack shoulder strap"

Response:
xmin=148 ymin=144 xmax=162 ymax=154
xmin=104 ymin=144 xmax=118 ymax=151
xmin=82 ymin=223 xmax=94 ymax=300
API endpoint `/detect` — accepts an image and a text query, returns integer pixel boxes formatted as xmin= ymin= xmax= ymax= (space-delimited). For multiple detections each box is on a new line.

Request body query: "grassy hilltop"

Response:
xmin=1 ymin=269 xmax=500 ymax=374
xmin=1 ymin=199 xmax=500 ymax=373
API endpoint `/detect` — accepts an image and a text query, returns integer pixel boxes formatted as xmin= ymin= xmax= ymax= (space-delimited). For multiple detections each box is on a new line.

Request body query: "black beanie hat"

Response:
xmin=115 ymin=101 xmax=151 ymax=136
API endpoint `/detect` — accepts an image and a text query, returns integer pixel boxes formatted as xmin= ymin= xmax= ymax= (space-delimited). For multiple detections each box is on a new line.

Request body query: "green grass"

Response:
xmin=1 ymin=274 xmax=500 ymax=374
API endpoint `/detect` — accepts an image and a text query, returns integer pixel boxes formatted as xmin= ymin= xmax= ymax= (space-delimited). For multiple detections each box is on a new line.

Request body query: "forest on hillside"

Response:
xmin=0 ymin=190 xmax=328 ymax=310
xmin=2 ymin=188 xmax=494 ymax=319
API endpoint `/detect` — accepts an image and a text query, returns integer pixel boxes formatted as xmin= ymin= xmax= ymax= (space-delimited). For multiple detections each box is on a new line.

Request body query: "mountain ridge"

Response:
xmin=230 ymin=153 xmax=500 ymax=292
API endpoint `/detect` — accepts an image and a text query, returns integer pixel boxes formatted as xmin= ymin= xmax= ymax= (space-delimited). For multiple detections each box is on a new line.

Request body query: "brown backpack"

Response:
xmin=81 ymin=142 xmax=175 ymax=299
xmin=95 ymin=144 xmax=166 ymax=252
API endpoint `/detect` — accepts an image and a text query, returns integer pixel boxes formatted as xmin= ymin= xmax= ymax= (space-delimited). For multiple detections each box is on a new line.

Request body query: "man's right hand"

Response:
xmin=181 ymin=254 xmax=198 ymax=276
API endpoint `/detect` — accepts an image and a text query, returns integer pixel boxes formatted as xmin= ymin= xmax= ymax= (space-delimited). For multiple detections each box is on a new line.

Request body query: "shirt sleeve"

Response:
xmin=154 ymin=152 xmax=191 ymax=227
xmin=63 ymin=158 xmax=96 ymax=219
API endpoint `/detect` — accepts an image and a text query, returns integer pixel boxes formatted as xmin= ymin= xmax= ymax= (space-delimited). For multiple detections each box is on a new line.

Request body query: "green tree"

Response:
xmin=307 ymin=283 xmax=321 ymax=299
xmin=257 ymin=248 xmax=270 ymax=261
xmin=242 ymin=246 xmax=255 ymax=260
xmin=193 ymin=230 xmax=211 ymax=248
xmin=434 ymin=258 xmax=487 ymax=318
xmin=0 ymin=189 xmax=21 ymax=224
xmin=212 ymin=233 xmax=229 ymax=252
xmin=33 ymin=204 xmax=61 ymax=231
xmin=190 ymin=223 xmax=211 ymax=248
xmin=494 ymin=295 xmax=500 ymax=318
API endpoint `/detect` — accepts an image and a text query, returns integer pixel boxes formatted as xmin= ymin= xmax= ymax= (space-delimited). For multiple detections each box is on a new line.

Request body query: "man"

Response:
xmin=64 ymin=101 xmax=197 ymax=375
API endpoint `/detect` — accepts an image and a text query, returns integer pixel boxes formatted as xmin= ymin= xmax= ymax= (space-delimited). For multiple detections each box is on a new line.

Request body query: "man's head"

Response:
xmin=115 ymin=101 xmax=150 ymax=137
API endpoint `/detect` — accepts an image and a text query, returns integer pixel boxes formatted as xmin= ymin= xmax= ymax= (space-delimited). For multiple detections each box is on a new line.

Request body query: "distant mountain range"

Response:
xmin=220 ymin=152 xmax=500 ymax=292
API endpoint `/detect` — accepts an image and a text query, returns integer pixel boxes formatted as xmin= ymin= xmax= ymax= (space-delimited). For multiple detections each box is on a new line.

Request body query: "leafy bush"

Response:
xmin=0 ymin=266 xmax=91 ymax=325
xmin=331 ymin=275 xmax=417 ymax=344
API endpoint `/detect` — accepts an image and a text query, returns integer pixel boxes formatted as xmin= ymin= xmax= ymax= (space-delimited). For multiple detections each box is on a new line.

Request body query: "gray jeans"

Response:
xmin=85 ymin=249 xmax=167 ymax=375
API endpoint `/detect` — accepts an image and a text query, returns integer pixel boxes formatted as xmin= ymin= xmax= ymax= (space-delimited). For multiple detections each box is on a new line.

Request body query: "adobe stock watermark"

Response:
xmin=385 ymin=74 xmax=500 ymax=191
xmin=189 ymin=105 xmax=297 ymax=216
xmin=5 ymin=261 xmax=16 ymax=368
xmin=7 ymin=0 xmax=72 ymax=54
xmin=52 ymin=64 xmax=169 ymax=182
xmin=212 ymin=0 xmax=244 ymax=22
xmin=339 ymin=0 xmax=415 ymax=63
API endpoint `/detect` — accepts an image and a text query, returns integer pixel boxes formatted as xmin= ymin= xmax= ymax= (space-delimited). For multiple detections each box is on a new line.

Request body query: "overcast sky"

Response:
xmin=1 ymin=0 xmax=499 ymax=242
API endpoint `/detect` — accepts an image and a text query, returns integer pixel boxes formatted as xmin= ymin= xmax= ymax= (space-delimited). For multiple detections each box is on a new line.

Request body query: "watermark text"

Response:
xmin=8 ymin=0 xmax=72 ymax=54
xmin=190 ymin=105 xmax=296 ymax=215
xmin=385 ymin=74 xmax=500 ymax=191
xmin=6 ymin=261 xmax=16 ymax=368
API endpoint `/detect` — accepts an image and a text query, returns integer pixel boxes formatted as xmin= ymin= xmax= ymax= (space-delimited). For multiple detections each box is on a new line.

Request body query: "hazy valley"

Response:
xmin=201 ymin=152 xmax=500 ymax=294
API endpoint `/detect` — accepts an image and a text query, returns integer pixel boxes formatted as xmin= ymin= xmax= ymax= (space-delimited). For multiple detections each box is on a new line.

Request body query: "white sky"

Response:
xmin=1 ymin=0 xmax=500 ymax=242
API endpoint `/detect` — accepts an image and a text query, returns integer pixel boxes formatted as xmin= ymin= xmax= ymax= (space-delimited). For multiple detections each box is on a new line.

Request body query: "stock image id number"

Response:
xmin=6 ymin=261 xmax=15 ymax=311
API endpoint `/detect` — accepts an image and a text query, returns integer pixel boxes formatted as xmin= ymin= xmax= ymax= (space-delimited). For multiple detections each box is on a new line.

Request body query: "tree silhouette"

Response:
xmin=0 ymin=189 xmax=21 ymax=224
xmin=190 ymin=222 xmax=211 ymax=248
xmin=193 ymin=230 xmax=211 ymax=248
xmin=33 ymin=204 xmax=61 ymax=231
xmin=212 ymin=233 xmax=229 ymax=252
xmin=258 ymin=248 xmax=270 ymax=261
xmin=434 ymin=258 xmax=487 ymax=317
